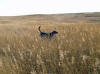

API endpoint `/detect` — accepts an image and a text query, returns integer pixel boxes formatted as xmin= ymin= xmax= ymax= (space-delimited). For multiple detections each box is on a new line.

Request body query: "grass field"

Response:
xmin=0 ymin=13 xmax=100 ymax=74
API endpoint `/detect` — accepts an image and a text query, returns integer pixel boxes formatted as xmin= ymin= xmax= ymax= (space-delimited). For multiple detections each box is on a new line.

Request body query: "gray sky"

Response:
xmin=0 ymin=0 xmax=100 ymax=16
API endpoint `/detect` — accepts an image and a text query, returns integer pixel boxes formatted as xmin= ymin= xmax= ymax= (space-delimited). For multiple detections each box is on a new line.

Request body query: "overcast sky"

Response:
xmin=0 ymin=0 xmax=100 ymax=16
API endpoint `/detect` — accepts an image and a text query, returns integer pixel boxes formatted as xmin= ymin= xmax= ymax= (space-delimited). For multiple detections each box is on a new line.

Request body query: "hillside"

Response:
xmin=0 ymin=12 xmax=100 ymax=25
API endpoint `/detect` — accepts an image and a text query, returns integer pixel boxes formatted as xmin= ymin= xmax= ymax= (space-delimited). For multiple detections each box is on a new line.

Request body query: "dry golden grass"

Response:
xmin=0 ymin=22 xmax=100 ymax=74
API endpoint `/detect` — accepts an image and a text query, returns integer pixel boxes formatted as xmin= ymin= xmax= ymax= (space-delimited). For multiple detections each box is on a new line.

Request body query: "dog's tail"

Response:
xmin=38 ymin=26 xmax=41 ymax=32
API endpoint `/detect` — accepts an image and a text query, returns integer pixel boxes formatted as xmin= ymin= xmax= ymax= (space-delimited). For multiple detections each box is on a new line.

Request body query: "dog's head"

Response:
xmin=52 ymin=30 xmax=58 ymax=34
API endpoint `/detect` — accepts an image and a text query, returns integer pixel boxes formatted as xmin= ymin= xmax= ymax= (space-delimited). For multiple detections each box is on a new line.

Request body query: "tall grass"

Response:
xmin=0 ymin=24 xmax=100 ymax=74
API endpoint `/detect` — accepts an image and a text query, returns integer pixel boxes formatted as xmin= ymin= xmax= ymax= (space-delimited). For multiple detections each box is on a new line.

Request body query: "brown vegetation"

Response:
xmin=0 ymin=13 xmax=100 ymax=74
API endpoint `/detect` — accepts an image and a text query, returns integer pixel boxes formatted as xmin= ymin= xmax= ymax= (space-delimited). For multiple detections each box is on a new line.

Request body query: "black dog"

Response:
xmin=38 ymin=26 xmax=58 ymax=38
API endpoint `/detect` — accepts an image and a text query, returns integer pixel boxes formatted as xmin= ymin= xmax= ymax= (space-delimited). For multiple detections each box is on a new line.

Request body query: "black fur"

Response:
xmin=38 ymin=26 xmax=58 ymax=38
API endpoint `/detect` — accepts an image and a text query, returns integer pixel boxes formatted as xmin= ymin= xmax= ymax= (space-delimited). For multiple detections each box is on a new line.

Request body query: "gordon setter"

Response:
xmin=38 ymin=26 xmax=58 ymax=38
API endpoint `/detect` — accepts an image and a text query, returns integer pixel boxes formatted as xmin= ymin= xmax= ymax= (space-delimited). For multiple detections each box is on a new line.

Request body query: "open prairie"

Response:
xmin=0 ymin=13 xmax=100 ymax=74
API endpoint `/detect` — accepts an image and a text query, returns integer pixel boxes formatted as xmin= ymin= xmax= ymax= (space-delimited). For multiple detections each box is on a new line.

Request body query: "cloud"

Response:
xmin=0 ymin=0 xmax=100 ymax=16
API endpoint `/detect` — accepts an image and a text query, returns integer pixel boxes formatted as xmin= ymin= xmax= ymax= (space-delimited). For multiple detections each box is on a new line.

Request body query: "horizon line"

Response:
xmin=0 ymin=11 xmax=99 ymax=17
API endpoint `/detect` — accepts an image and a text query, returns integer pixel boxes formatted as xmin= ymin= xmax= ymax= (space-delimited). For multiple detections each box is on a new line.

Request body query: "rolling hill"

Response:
xmin=0 ymin=12 xmax=100 ymax=25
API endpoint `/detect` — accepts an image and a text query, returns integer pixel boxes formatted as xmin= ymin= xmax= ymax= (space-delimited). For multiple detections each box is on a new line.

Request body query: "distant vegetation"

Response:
xmin=0 ymin=12 xmax=100 ymax=24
